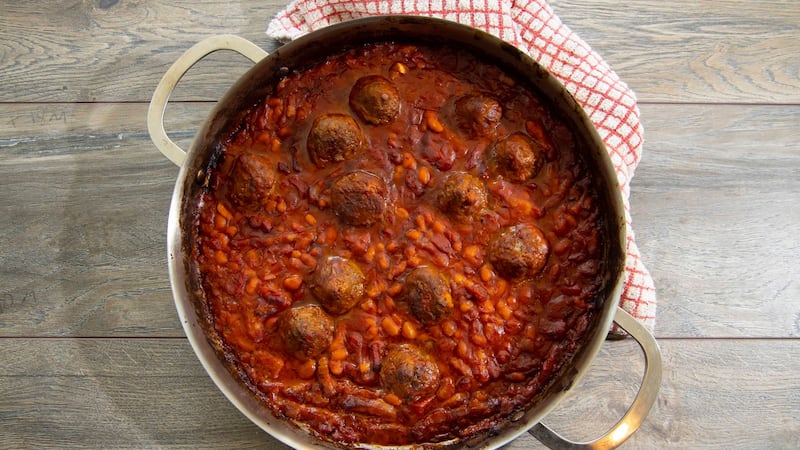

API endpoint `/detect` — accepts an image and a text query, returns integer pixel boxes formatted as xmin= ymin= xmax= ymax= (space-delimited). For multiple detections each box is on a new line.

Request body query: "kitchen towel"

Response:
xmin=267 ymin=0 xmax=657 ymax=333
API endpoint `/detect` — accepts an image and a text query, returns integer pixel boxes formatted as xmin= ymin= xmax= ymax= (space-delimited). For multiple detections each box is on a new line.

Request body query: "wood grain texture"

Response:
xmin=550 ymin=0 xmax=800 ymax=103
xmin=0 ymin=103 xmax=182 ymax=337
xmin=0 ymin=0 xmax=285 ymax=103
xmin=0 ymin=0 xmax=797 ymax=103
xmin=634 ymin=103 xmax=800 ymax=338
xmin=1 ymin=338 xmax=798 ymax=449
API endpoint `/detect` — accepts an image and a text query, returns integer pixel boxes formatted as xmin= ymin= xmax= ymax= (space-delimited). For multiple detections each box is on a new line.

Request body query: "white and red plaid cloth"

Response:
xmin=267 ymin=0 xmax=657 ymax=333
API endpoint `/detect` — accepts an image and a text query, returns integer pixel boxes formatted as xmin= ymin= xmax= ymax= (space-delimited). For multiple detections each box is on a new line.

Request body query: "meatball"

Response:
xmin=227 ymin=153 xmax=276 ymax=207
xmin=487 ymin=132 xmax=543 ymax=182
xmin=379 ymin=344 xmax=440 ymax=400
xmin=437 ymin=172 xmax=487 ymax=220
xmin=349 ymin=75 xmax=401 ymax=125
xmin=309 ymin=256 xmax=365 ymax=315
xmin=454 ymin=94 xmax=502 ymax=137
xmin=278 ymin=305 xmax=334 ymax=359
xmin=401 ymin=266 xmax=453 ymax=324
xmin=330 ymin=171 xmax=387 ymax=226
xmin=488 ymin=224 xmax=549 ymax=280
xmin=307 ymin=113 xmax=362 ymax=166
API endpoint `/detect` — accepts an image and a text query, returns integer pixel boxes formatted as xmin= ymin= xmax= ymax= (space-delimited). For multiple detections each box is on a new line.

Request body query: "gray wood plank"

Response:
xmin=550 ymin=0 xmax=800 ymax=104
xmin=0 ymin=1 xmax=284 ymax=103
xmin=635 ymin=103 xmax=800 ymax=338
xmin=2 ymin=102 xmax=798 ymax=338
xmin=1 ymin=338 xmax=797 ymax=449
xmin=0 ymin=103 xmax=186 ymax=337
xmin=0 ymin=0 xmax=798 ymax=103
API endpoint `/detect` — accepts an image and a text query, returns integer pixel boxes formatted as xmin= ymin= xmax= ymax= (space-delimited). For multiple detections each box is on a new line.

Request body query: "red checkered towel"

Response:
xmin=267 ymin=0 xmax=657 ymax=333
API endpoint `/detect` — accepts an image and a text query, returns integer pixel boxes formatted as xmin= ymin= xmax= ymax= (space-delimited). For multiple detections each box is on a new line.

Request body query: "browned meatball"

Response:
xmin=227 ymin=153 xmax=276 ymax=207
xmin=454 ymin=94 xmax=502 ymax=137
xmin=278 ymin=305 xmax=334 ymax=359
xmin=330 ymin=171 xmax=387 ymax=226
xmin=349 ymin=75 xmax=401 ymax=125
xmin=488 ymin=224 xmax=549 ymax=280
xmin=436 ymin=172 xmax=487 ymax=220
xmin=306 ymin=113 xmax=362 ymax=166
xmin=401 ymin=266 xmax=453 ymax=324
xmin=309 ymin=256 xmax=365 ymax=315
xmin=379 ymin=344 xmax=440 ymax=400
xmin=487 ymin=132 xmax=543 ymax=182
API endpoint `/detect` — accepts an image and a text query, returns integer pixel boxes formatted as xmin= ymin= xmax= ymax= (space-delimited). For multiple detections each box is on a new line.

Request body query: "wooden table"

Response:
xmin=2 ymin=1 xmax=798 ymax=448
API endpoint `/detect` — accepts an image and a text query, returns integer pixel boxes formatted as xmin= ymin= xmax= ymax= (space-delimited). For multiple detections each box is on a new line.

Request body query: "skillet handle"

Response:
xmin=528 ymin=307 xmax=662 ymax=449
xmin=147 ymin=34 xmax=268 ymax=167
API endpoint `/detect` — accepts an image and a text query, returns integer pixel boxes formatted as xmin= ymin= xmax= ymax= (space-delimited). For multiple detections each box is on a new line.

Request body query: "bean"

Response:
xmin=497 ymin=300 xmax=512 ymax=320
xmin=441 ymin=320 xmax=457 ymax=337
xmin=214 ymin=250 xmax=228 ymax=264
xmin=463 ymin=245 xmax=481 ymax=265
xmin=366 ymin=280 xmax=385 ymax=299
xmin=401 ymin=321 xmax=418 ymax=340
xmin=405 ymin=229 xmax=422 ymax=241
xmin=479 ymin=265 xmax=493 ymax=282
xmin=331 ymin=348 xmax=348 ymax=361
xmin=299 ymin=253 xmax=316 ymax=268
xmin=471 ymin=332 xmax=488 ymax=347
xmin=218 ymin=234 xmax=229 ymax=249
xmin=449 ymin=357 xmax=473 ymax=377
xmin=478 ymin=299 xmax=495 ymax=314
xmin=283 ymin=275 xmax=303 ymax=291
xmin=417 ymin=167 xmax=431 ymax=185
xmin=384 ymin=392 xmax=402 ymax=406
xmin=391 ymin=62 xmax=408 ymax=74
xmin=415 ymin=214 xmax=427 ymax=231
xmin=245 ymin=277 xmax=259 ymax=295
xmin=388 ymin=282 xmax=403 ymax=296
xmin=325 ymin=226 xmax=337 ymax=243
xmin=553 ymin=238 xmax=571 ymax=255
xmin=424 ymin=110 xmax=445 ymax=133
xmin=377 ymin=253 xmax=390 ymax=270
xmin=270 ymin=137 xmax=282 ymax=153
xmin=395 ymin=207 xmax=409 ymax=221
xmin=402 ymin=152 xmax=417 ymax=169
xmin=388 ymin=261 xmax=407 ymax=279
xmin=436 ymin=378 xmax=455 ymax=401
xmin=298 ymin=359 xmax=317 ymax=379
xmin=457 ymin=340 xmax=470 ymax=359
xmin=360 ymin=299 xmax=376 ymax=313
xmin=381 ymin=317 xmax=401 ymax=336
xmin=393 ymin=165 xmax=404 ymax=183
xmin=216 ymin=202 xmax=233 ymax=220
xmin=359 ymin=360 xmax=372 ymax=374
xmin=214 ymin=215 xmax=227 ymax=230
xmin=329 ymin=359 xmax=344 ymax=376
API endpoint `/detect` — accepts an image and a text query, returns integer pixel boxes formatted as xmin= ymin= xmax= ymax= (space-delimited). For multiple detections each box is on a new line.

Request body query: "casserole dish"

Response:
xmin=148 ymin=16 xmax=661 ymax=449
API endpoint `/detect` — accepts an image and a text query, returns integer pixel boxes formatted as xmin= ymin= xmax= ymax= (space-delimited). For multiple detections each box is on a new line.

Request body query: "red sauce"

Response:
xmin=191 ymin=42 xmax=609 ymax=446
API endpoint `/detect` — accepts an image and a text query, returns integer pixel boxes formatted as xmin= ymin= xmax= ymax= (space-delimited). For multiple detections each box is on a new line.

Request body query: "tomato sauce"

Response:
xmin=191 ymin=42 xmax=610 ymax=446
